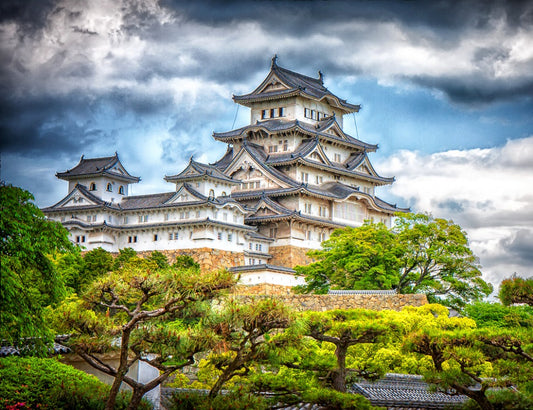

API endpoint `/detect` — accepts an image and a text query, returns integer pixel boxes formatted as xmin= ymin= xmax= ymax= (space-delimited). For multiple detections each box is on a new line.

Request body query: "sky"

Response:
xmin=1 ymin=0 xmax=532 ymax=290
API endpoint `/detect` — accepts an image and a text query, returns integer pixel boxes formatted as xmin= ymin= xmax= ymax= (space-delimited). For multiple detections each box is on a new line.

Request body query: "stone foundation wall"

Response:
xmin=232 ymin=285 xmax=427 ymax=312
xmin=268 ymin=245 xmax=313 ymax=268
xmin=138 ymin=248 xmax=244 ymax=272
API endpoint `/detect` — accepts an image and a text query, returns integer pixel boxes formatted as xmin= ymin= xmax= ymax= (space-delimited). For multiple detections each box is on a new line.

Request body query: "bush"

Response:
xmin=464 ymin=302 xmax=533 ymax=328
xmin=0 ymin=357 xmax=150 ymax=409
xmin=166 ymin=389 xmax=268 ymax=410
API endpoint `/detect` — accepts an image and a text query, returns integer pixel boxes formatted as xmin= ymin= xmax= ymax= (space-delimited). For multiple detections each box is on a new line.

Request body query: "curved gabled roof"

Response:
xmin=233 ymin=57 xmax=360 ymax=114
xmin=165 ymin=157 xmax=239 ymax=184
xmin=213 ymin=117 xmax=376 ymax=151
xmin=56 ymin=153 xmax=140 ymax=183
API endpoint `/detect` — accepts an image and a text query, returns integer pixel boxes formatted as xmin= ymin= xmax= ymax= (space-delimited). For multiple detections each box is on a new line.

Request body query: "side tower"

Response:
xmin=212 ymin=57 xmax=406 ymax=268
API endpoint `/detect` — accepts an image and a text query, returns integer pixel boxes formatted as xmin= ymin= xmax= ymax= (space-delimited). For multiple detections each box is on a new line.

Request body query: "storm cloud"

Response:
xmin=1 ymin=0 xmax=532 ymax=289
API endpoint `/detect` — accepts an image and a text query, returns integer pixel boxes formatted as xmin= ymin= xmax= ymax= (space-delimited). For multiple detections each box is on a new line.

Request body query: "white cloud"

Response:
xmin=377 ymin=136 xmax=533 ymax=287
xmin=377 ymin=136 xmax=533 ymax=285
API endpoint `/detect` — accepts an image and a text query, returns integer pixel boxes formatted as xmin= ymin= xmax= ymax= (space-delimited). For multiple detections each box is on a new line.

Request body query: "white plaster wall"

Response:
xmin=239 ymin=271 xmax=306 ymax=286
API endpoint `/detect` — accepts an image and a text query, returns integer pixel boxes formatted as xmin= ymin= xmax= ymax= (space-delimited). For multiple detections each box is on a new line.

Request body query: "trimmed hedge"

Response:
xmin=0 ymin=357 xmax=150 ymax=409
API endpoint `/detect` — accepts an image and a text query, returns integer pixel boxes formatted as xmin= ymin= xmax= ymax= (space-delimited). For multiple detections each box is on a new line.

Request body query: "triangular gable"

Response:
xmin=304 ymin=143 xmax=332 ymax=166
xmin=355 ymin=155 xmax=381 ymax=178
xmin=323 ymin=121 xmax=347 ymax=140
xmin=50 ymin=186 xmax=102 ymax=209
xmin=249 ymin=198 xmax=290 ymax=218
xmin=253 ymin=71 xmax=292 ymax=96
xmin=224 ymin=147 xmax=292 ymax=189
xmin=164 ymin=185 xmax=206 ymax=204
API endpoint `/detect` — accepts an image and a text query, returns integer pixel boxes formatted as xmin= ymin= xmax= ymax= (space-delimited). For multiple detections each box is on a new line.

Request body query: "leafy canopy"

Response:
xmin=499 ymin=275 xmax=533 ymax=306
xmin=296 ymin=213 xmax=493 ymax=309
xmin=0 ymin=184 xmax=73 ymax=352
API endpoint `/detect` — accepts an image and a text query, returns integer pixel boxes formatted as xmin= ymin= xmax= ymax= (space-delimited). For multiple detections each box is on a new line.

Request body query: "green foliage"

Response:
xmin=295 ymin=223 xmax=401 ymax=293
xmin=499 ymin=275 xmax=533 ymax=306
xmin=147 ymin=250 xmax=169 ymax=269
xmin=80 ymin=247 xmax=114 ymax=287
xmin=50 ymin=256 xmax=237 ymax=409
xmin=167 ymin=389 xmax=268 ymax=410
xmin=464 ymin=302 xmax=533 ymax=328
xmin=0 ymin=184 xmax=73 ymax=353
xmin=205 ymin=298 xmax=294 ymax=397
xmin=51 ymin=249 xmax=85 ymax=294
xmin=295 ymin=213 xmax=493 ymax=310
xmin=461 ymin=390 xmax=533 ymax=410
xmin=394 ymin=213 xmax=492 ymax=309
xmin=172 ymin=254 xmax=200 ymax=271
xmin=0 ymin=356 xmax=150 ymax=409
xmin=112 ymin=247 xmax=137 ymax=270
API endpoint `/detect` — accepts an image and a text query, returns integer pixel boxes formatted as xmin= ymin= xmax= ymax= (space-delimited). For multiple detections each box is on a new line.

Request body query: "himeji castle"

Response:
xmin=43 ymin=57 xmax=407 ymax=287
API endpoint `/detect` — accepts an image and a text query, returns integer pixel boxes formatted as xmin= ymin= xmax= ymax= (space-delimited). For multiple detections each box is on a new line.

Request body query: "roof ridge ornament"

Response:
xmin=318 ymin=70 xmax=324 ymax=84
xmin=271 ymin=54 xmax=278 ymax=68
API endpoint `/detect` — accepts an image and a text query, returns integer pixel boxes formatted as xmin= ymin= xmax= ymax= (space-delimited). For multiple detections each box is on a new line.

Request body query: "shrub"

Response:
xmin=0 ymin=357 xmax=150 ymax=409
xmin=166 ymin=389 xmax=268 ymax=410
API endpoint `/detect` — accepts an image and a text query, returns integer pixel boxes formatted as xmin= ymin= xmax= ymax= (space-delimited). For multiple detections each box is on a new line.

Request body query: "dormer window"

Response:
xmin=209 ymin=189 xmax=215 ymax=199
xmin=106 ymin=183 xmax=112 ymax=192
xmin=89 ymin=182 xmax=96 ymax=191
xmin=118 ymin=185 xmax=124 ymax=195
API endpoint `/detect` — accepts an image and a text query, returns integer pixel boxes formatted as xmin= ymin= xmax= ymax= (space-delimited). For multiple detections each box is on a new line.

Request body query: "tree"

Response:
xmin=295 ymin=223 xmax=401 ymax=294
xmin=49 ymin=256 xmax=236 ymax=410
xmin=80 ymin=247 xmax=114 ymax=287
xmin=112 ymin=247 xmax=137 ymax=270
xmin=295 ymin=213 xmax=493 ymax=309
xmin=394 ymin=213 xmax=492 ymax=308
xmin=0 ymin=184 xmax=73 ymax=353
xmin=206 ymin=298 xmax=293 ymax=398
xmin=499 ymin=276 xmax=533 ymax=306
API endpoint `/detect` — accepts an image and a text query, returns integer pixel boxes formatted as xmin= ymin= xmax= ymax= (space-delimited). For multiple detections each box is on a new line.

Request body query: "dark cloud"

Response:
xmin=0 ymin=0 xmax=56 ymax=34
xmin=499 ymin=229 xmax=533 ymax=264
xmin=411 ymin=75 xmax=533 ymax=105
xmin=0 ymin=88 xmax=175 ymax=157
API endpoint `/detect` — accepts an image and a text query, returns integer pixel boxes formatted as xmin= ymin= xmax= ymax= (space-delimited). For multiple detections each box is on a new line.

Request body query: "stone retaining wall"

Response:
xmin=268 ymin=245 xmax=313 ymax=268
xmin=137 ymin=248 xmax=244 ymax=272
xmin=232 ymin=285 xmax=428 ymax=312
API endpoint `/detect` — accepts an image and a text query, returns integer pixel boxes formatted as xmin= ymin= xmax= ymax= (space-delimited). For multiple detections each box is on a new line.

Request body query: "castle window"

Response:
xmin=138 ymin=215 xmax=148 ymax=223
xmin=301 ymin=172 xmax=309 ymax=183
xmin=106 ymin=183 xmax=112 ymax=192
xmin=319 ymin=206 xmax=327 ymax=217
xmin=75 ymin=235 xmax=86 ymax=243
xmin=123 ymin=216 xmax=128 ymax=224
xmin=209 ymin=189 xmax=215 ymax=199
xmin=249 ymin=243 xmax=253 ymax=250
xmin=279 ymin=107 xmax=284 ymax=117
xmin=311 ymin=110 xmax=317 ymax=120
xmin=227 ymin=233 xmax=233 ymax=242
xmin=283 ymin=140 xmax=288 ymax=151
xmin=269 ymin=227 xmax=277 ymax=238
xmin=306 ymin=231 xmax=312 ymax=240
xmin=315 ymin=175 xmax=323 ymax=184
xmin=334 ymin=153 xmax=341 ymax=162
xmin=118 ymin=186 xmax=124 ymax=195
xmin=168 ymin=233 xmax=173 ymax=240
xmin=304 ymin=203 xmax=312 ymax=214
xmin=305 ymin=108 xmax=311 ymax=118
xmin=217 ymin=232 xmax=222 ymax=240
xmin=128 ymin=236 xmax=137 ymax=243
xmin=89 ymin=182 xmax=96 ymax=191
xmin=270 ymin=108 xmax=275 ymax=118
xmin=261 ymin=109 xmax=267 ymax=119
xmin=196 ymin=210 xmax=201 ymax=218
xmin=319 ymin=232 xmax=326 ymax=242
xmin=164 ymin=213 xmax=169 ymax=221
xmin=153 ymin=234 xmax=158 ymax=241
xmin=87 ymin=215 xmax=91 ymax=222
xmin=268 ymin=145 xmax=278 ymax=153
xmin=223 ymin=212 xmax=228 ymax=221
xmin=174 ymin=232 xmax=179 ymax=240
